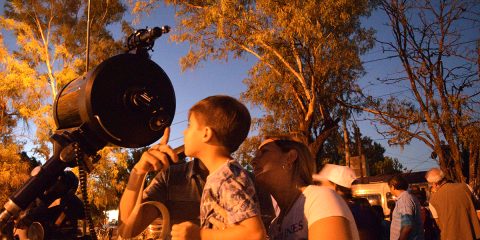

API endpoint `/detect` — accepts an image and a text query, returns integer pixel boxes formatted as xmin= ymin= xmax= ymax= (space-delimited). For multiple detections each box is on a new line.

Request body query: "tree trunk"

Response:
xmin=469 ymin=143 xmax=480 ymax=195
xmin=342 ymin=110 xmax=351 ymax=167
xmin=354 ymin=125 xmax=364 ymax=178
xmin=309 ymin=119 xmax=339 ymax=172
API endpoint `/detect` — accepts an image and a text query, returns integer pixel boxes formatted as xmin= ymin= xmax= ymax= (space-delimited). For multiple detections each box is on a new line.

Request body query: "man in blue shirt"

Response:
xmin=388 ymin=175 xmax=424 ymax=240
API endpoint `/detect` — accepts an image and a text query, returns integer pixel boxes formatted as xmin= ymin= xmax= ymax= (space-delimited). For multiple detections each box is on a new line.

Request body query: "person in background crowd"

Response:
xmin=388 ymin=175 xmax=424 ymax=240
xmin=313 ymin=164 xmax=382 ymax=240
xmin=426 ymin=168 xmax=480 ymax=240
xmin=252 ymin=137 xmax=359 ymax=239
xmin=410 ymin=186 xmax=439 ymax=240
xmin=372 ymin=205 xmax=391 ymax=240
xmin=387 ymin=199 xmax=396 ymax=222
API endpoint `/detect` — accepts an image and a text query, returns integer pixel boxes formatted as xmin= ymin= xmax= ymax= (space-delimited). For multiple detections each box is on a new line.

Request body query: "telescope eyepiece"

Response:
xmin=126 ymin=25 xmax=170 ymax=52
xmin=124 ymin=88 xmax=171 ymax=132
xmin=125 ymin=88 xmax=162 ymax=113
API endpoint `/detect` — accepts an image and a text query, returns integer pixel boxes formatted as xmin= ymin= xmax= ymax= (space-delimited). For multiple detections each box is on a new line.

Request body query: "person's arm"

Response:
xmin=171 ymin=216 xmax=266 ymax=240
xmin=398 ymin=214 xmax=414 ymax=240
xmin=118 ymin=127 xmax=178 ymax=238
xmin=308 ymin=216 xmax=353 ymax=240
xmin=118 ymin=168 xmax=159 ymax=237
xmin=399 ymin=224 xmax=413 ymax=240
xmin=428 ymin=203 xmax=440 ymax=226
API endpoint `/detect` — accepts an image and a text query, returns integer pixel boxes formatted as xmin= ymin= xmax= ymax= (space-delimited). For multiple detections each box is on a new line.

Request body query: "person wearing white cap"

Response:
xmin=312 ymin=164 xmax=357 ymax=190
xmin=314 ymin=164 xmax=384 ymax=240
xmin=251 ymin=136 xmax=359 ymax=240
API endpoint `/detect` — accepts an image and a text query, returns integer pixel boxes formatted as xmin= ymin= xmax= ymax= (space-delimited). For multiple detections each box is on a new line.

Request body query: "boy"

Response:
xmin=122 ymin=95 xmax=265 ymax=240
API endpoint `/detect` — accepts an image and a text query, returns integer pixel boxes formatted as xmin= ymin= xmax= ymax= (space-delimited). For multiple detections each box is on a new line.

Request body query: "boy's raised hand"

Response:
xmin=133 ymin=127 xmax=179 ymax=174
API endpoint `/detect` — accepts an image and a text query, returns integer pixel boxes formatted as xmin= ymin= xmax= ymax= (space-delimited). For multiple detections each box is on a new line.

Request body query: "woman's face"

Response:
xmin=251 ymin=140 xmax=287 ymax=186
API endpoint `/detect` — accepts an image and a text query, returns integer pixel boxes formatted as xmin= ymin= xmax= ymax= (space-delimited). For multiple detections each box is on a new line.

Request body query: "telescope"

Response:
xmin=0 ymin=26 xmax=175 ymax=239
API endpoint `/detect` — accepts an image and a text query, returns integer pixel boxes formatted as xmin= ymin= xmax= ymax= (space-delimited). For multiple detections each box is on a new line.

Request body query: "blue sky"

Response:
xmin=1 ymin=1 xmax=439 ymax=172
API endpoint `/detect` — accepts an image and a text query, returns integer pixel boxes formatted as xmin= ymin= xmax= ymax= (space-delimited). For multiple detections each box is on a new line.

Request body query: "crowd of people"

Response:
xmin=117 ymin=95 xmax=480 ymax=240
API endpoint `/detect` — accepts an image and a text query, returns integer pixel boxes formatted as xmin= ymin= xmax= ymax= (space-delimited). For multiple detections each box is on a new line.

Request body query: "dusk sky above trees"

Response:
xmin=124 ymin=2 xmax=440 ymax=172
xmin=2 ymin=0 xmax=477 ymax=176
xmin=0 ymin=0 xmax=442 ymax=172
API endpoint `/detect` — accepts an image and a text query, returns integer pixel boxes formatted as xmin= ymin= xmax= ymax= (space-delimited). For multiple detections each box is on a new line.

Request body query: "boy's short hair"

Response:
xmin=189 ymin=95 xmax=251 ymax=153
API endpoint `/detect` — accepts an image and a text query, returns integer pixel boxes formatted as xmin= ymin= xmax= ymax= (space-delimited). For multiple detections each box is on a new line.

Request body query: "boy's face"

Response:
xmin=183 ymin=112 xmax=205 ymax=158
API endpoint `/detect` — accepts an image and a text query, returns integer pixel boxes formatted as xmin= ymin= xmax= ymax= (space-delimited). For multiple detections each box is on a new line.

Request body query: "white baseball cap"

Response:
xmin=312 ymin=164 xmax=357 ymax=188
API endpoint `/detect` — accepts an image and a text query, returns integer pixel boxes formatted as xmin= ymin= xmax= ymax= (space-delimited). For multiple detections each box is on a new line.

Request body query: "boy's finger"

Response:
xmin=159 ymin=144 xmax=179 ymax=163
xmin=148 ymin=144 xmax=178 ymax=164
xmin=160 ymin=127 xmax=171 ymax=145
xmin=145 ymin=152 xmax=163 ymax=171
xmin=147 ymin=151 xmax=169 ymax=170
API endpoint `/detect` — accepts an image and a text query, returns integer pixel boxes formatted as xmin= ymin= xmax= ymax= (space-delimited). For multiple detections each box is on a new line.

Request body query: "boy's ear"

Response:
xmin=202 ymin=126 xmax=214 ymax=143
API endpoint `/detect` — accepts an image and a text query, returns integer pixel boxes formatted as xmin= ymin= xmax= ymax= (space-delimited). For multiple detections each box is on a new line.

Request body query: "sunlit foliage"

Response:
xmin=0 ymin=0 xmax=131 ymax=222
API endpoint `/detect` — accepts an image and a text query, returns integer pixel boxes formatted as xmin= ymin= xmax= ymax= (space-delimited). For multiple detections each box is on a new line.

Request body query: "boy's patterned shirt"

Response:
xmin=200 ymin=159 xmax=260 ymax=228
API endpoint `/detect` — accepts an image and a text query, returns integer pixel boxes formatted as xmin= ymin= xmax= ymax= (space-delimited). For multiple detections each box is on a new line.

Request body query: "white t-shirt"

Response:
xmin=268 ymin=185 xmax=359 ymax=240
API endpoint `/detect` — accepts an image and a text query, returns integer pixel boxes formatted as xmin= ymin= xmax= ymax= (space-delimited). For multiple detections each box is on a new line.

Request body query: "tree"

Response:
xmin=321 ymin=132 xmax=405 ymax=175
xmin=233 ymin=118 xmax=406 ymax=175
xmin=364 ymin=0 xmax=480 ymax=190
xmin=320 ymin=130 xmax=350 ymax=166
xmin=372 ymin=156 xmax=404 ymax=175
xmin=85 ymin=148 xmax=129 ymax=215
xmin=1 ymin=0 xmax=128 ymax=159
xmin=132 ymin=0 xmax=377 ymax=169
xmin=360 ymin=137 xmax=406 ymax=175
xmin=0 ymin=30 xmax=42 ymax=207
xmin=233 ymin=135 xmax=262 ymax=172
xmin=0 ymin=146 xmax=32 ymax=205
xmin=0 ymin=0 xmax=133 ymax=221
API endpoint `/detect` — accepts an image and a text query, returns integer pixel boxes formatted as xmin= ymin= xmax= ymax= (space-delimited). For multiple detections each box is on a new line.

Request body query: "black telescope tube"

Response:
xmin=0 ymin=134 xmax=74 ymax=228
xmin=11 ymin=154 xmax=69 ymax=210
